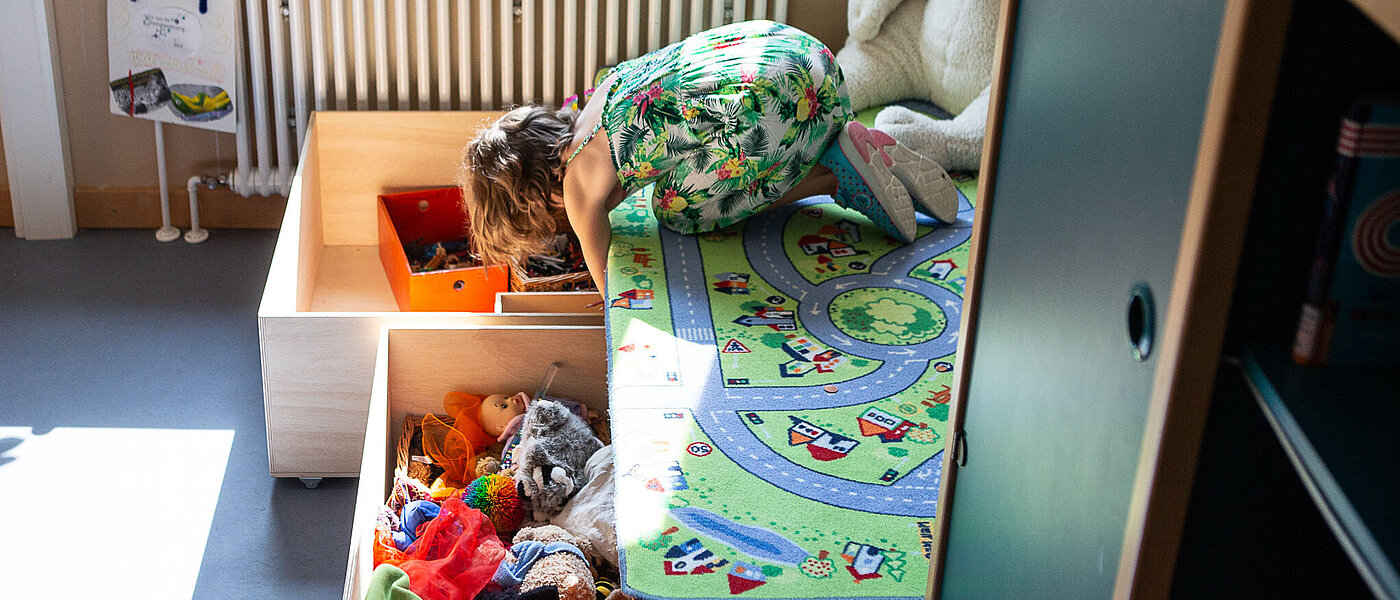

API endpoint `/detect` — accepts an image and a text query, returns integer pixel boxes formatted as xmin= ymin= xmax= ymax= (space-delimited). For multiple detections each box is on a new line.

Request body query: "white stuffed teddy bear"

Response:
xmin=835 ymin=0 xmax=998 ymax=171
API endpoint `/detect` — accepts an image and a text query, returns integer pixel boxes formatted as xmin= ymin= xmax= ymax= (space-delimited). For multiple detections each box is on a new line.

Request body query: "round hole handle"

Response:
xmin=1127 ymin=283 xmax=1156 ymax=362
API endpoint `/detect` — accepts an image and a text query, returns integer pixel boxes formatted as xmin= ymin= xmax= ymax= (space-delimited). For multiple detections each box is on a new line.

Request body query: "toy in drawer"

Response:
xmin=345 ymin=325 xmax=608 ymax=600
xmin=377 ymin=187 xmax=510 ymax=312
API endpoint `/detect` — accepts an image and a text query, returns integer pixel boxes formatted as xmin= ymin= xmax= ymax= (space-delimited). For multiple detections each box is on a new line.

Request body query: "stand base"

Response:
xmin=185 ymin=228 xmax=209 ymax=244
xmin=156 ymin=226 xmax=180 ymax=242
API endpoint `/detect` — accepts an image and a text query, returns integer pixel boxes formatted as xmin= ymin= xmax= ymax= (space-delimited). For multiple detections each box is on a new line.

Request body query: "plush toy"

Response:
xmin=464 ymin=473 xmax=527 ymax=534
xmin=513 ymin=400 xmax=604 ymax=521
xmin=835 ymin=0 xmax=999 ymax=171
xmin=497 ymin=395 xmax=590 ymax=445
xmin=548 ymin=446 xmax=618 ymax=569
xmin=489 ymin=525 xmax=598 ymax=600
xmin=499 ymin=395 xmax=591 ymax=475
xmin=477 ymin=455 xmax=504 ymax=476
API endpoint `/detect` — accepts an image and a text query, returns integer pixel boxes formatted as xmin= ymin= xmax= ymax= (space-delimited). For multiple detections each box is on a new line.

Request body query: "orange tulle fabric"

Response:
xmin=420 ymin=392 xmax=499 ymax=488
xmin=375 ymin=527 xmax=409 ymax=567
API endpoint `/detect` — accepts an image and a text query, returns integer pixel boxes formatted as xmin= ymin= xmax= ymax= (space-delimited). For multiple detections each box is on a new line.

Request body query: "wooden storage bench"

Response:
xmin=258 ymin=111 xmax=603 ymax=478
xmin=343 ymin=325 xmax=609 ymax=599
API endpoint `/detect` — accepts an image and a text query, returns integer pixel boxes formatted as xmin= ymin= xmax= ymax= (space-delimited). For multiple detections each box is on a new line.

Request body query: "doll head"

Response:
xmin=441 ymin=391 xmax=507 ymax=450
xmin=479 ymin=392 xmax=528 ymax=438
xmin=461 ymin=105 xmax=576 ymax=267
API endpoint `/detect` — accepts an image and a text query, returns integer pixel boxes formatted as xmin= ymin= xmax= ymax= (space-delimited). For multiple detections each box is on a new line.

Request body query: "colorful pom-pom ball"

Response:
xmin=461 ymin=473 xmax=525 ymax=533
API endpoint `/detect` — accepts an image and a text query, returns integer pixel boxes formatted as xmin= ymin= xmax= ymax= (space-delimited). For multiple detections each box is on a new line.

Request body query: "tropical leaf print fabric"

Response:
xmin=600 ymin=20 xmax=853 ymax=234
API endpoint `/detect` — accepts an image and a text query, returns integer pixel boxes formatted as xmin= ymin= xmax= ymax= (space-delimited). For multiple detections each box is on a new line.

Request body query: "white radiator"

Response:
xmin=233 ymin=0 xmax=788 ymax=196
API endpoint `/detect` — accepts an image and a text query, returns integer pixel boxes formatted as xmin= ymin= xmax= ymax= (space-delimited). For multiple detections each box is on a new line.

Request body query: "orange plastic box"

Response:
xmin=376 ymin=187 xmax=509 ymax=312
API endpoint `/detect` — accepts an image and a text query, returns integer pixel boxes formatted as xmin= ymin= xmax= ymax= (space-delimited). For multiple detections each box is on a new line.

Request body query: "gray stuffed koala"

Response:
xmin=513 ymin=400 xmax=603 ymax=521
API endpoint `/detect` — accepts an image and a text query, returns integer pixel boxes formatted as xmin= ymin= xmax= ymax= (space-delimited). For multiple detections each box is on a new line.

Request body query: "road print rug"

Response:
xmin=605 ymin=175 xmax=976 ymax=600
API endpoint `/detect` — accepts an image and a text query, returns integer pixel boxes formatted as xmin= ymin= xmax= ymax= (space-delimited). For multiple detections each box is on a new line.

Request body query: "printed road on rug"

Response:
xmin=605 ymin=175 xmax=976 ymax=600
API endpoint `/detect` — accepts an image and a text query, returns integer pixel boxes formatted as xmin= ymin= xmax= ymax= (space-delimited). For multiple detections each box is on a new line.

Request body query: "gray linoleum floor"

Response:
xmin=0 ymin=227 xmax=355 ymax=599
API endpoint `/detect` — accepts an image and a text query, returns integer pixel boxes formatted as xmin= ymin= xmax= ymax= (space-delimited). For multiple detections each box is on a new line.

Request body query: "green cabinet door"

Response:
xmin=937 ymin=2 xmax=1226 ymax=598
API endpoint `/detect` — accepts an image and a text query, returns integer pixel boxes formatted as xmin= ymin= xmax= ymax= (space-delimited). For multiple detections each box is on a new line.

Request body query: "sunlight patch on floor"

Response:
xmin=0 ymin=427 xmax=234 ymax=599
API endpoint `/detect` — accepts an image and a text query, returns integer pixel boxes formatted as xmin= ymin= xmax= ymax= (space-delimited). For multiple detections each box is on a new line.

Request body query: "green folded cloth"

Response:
xmin=366 ymin=564 xmax=422 ymax=600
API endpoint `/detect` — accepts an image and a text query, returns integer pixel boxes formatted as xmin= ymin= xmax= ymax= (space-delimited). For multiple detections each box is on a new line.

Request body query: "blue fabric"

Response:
xmin=491 ymin=540 xmax=589 ymax=588
xmin=392 ymin=500 xmax=442 ymax=552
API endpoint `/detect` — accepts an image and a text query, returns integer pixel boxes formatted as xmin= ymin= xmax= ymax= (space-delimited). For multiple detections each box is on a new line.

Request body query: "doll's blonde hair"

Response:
xmin=461 ymin=105 xmax=577 ymax=267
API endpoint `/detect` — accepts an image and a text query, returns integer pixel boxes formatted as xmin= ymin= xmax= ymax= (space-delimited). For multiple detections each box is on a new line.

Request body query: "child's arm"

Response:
xmin=564 ymin=187 xmax=612 ymax=299
xmin=561 ymin=99 xmax=623 ymax=299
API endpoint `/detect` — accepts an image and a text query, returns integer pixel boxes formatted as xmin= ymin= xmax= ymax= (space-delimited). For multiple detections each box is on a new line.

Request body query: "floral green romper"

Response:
xmin=594 ymin=20 xmax=853 ymax=234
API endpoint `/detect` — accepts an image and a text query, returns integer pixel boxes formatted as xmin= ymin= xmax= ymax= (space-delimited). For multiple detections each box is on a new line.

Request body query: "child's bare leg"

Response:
xmin=769 ymin=165 xmax=837 ymax=209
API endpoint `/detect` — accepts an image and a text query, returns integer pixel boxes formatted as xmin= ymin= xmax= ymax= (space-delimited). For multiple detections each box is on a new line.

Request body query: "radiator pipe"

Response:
xmin=375 ymin=0 xmax=391 ymax=109
xmin=498 ymin=0 xmax=513 ymax=106
xmin=309 ymin=0 xmax=329 ymax=112
xmin=455 ymin=0 xmax=469 ymax=108
xmin=288 ymin=0 xmax=310 ymax=142
xmin=416 ymin=0 xmax=431 ymax=108
xmin=184 ymin=175 xmax=220 ymax=244
xmin=233 ymin=0 xmax=252 ymax=197
xmin=650 ymin=0 xmax=662 ymax=51
xmin=330 ymin=0 xmax=349 ymax=109
xmin=245 ymin=0 xmax=274 ymax=196
xmin=154 ymin=121 xmax=180 ymax=242
xmin=395 ymin=0 xmax=409 ymax=110
xmin=480 ymin=0 xmax=494 ymax=108
xmin=436 ymin=0 xmax=451 ymax=108
xmin=266 ymin=0 xmax=293 ymax=194
xmin=352 ymin=0 xmax=371 ymax=107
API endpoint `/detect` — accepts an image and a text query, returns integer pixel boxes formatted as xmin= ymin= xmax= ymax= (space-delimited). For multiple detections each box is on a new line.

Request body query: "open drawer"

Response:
xmin=494 ymin=291 xmax=605 ymax=314
xmin=343 ymin=324 xmax=608 ymax=599
xmin=258 ymin=111 xmax=604 ymax=478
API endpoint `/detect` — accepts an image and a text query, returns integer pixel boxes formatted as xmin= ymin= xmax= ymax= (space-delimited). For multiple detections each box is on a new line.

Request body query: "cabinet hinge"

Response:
xmin=952 ymin=430 xmax=968 ymax=467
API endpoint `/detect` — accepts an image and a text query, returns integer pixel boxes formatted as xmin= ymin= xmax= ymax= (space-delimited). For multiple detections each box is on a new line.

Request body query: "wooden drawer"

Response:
xmin=343 ymin=325 xmax=608 ymax=600
xmin=494 ymin=291 xmax=604 ymax=314
xmin=258 ymin=111 xmax=604 ymax=477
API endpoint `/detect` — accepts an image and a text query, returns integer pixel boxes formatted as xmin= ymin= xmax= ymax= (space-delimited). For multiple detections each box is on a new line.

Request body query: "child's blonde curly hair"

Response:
xmin=461 ymin=105 xmax=577 ymax=267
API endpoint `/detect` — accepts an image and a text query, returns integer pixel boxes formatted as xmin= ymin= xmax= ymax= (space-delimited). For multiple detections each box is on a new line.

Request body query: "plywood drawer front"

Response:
xmin=261 ymin=316 xmax=384 ymax=476
xmin=343 ymin=325 xmax=608 ymax=600
xmin=495 ymin=291 xmax=604 ymax=315
xmin=260 ymin=313 xmax=606 ymax=476
xmin=384 ymin=326 xmax=609 ymax=419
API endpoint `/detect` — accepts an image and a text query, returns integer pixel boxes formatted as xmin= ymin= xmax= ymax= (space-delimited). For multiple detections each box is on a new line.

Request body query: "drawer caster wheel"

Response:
xmin=299 ymin=477 xmax=323 ymax=489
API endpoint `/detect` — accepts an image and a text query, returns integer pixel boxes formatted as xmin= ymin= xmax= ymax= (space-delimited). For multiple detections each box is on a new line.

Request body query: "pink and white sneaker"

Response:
xmin=841 ymin=121 xmax=958 ymax=223
xmin=819 ymin=121 xmax=918 ymax=242
xmin=884 ymin=142 xmax=958 ymax=224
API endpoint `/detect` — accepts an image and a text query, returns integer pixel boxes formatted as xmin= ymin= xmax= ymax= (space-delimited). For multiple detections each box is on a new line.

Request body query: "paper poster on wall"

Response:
xmin=107 ymin=0 xmax=238 ymax=133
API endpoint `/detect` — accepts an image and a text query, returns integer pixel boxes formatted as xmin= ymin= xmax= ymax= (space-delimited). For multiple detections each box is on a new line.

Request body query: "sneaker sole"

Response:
xmin=838 ymin=122 xmax=917 ymax=241
xmin=884 ymin=144 xmax=958 ymax=223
